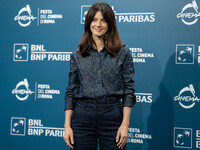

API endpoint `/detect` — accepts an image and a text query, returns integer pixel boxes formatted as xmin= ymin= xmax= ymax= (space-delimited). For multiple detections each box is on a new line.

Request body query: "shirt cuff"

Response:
xmin=64 ymin=98 xmax=77 ymax=111
xmin=122 ymin=95 xmax=136 ymax=107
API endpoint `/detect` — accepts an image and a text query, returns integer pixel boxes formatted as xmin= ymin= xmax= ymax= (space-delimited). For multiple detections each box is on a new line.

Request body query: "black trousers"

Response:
xmin=71 ymin=97 xmax=126 ymax=150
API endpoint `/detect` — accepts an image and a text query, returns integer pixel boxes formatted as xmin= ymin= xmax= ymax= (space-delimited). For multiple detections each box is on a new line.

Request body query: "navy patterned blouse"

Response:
xmin=64 ymin=45 xmax=136 ymax=111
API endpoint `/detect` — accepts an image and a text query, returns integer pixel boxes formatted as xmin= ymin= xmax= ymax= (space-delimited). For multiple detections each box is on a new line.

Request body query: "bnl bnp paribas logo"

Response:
xmin=176 ymin=44 xmax=195 ymax=64
xmin=14 ymin=4 xmax=63 ymax=27
xmin=10 ymin=117 xmax=26 ymax=136
xmin=12 ymin=78 xmax=60 ymax=101
xmin=81 ymin=5 xmax=155 ymax=24
xmin=13 ymin=43 xmax=71 ymax=61
xmin=177 ymin=0 xmax=200 ymax=25
xmin=176 ymin=44 xmax=200 ymax=64
xmin=174 ymin=127 xmax=192 ymax=148
xmin=10 ymin=117 xmax=64 ymax=137
xmin=174 ymin=127 xmax=200 ymax=148
xmin=174 ymin=84 xmax=200 ymax=109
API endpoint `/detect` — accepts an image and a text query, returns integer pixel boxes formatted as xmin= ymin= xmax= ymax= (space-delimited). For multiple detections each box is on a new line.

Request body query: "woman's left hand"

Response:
xmin=116 ymin=124 xmax=128 ymax=149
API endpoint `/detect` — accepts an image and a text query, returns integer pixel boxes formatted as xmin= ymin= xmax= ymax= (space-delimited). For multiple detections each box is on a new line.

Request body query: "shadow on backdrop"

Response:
xmin=148 ymin=52 xmax=200 ymax=150
xmin=128 ymin=50 xmax=162 ymax=150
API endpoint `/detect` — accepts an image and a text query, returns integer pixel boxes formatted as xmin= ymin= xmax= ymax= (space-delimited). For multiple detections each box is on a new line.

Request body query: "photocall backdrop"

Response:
xmin=0 ymin=0 xmax=200 ymax=149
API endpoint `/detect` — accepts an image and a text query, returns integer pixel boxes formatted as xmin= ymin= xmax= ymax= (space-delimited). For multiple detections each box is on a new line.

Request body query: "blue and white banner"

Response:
xmin=0 ymin=0 xmax=200 ymax=150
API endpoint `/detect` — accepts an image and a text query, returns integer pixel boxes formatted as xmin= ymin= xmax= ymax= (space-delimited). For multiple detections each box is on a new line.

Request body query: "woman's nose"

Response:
xmin=96 ymin=20 xmax=101 ymax=26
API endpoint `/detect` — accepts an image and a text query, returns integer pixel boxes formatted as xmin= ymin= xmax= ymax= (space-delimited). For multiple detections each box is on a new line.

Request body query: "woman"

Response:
xmin=63 ymin=2 xmax=136 ymax=150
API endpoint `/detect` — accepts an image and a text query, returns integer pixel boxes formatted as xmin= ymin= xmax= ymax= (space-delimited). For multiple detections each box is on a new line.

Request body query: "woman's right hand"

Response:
xmin=64 ymin=126 xmax=74 ymax=150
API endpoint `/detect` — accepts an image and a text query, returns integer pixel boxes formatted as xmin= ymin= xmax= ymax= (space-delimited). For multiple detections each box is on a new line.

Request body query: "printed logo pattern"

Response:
xmin=177 ymin=0 xmax=200 ymax=25
xmin=174 ymin=127 xmax=192 ymax=149
xmin=176 ymin=44 xmax=194 ymax=64
xmin=13 ymin=44 xmax=29 ymax=61
xmin=10 ymin=117 xmax=26 ymax=136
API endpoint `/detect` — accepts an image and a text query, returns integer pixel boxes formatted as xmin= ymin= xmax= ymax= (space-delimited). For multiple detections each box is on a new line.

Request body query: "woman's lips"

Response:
xmin=95 ymin=28 xmax=103 ymax=32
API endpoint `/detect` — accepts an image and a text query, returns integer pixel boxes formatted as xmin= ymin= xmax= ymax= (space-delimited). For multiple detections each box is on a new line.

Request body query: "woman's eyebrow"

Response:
xmin=93 ymin=17 xmax=105 ymax=20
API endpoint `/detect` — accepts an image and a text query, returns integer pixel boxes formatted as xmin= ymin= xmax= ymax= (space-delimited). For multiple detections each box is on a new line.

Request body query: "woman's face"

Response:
xmin=90 ymin=11 xmax=108 ymax=39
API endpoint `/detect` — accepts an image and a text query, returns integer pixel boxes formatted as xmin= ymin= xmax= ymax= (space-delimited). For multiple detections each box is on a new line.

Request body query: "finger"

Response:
xmin=70 ymin=134 xmax=74 ymax=144
xmin=118 ymin=140 xmax=123 ymax=149
xmin=120 ymin=137 xmax=126 ymax=149
xmin=65 ymin=135 xmax=70 ymax=145
xmin=118 ymin=136 xmax=127 ymax=149
xmin=120 ymin=140 xmax=125 ymax=149
xmin=116 ymin=132 xmax=120 ymax=143
xmin=66 ymin=142 xmax=74 ymax=150
xmin=117 ymin=135 xmax=123 ymax=147
xmin=65 ymin=137 xmax=74 ymax=149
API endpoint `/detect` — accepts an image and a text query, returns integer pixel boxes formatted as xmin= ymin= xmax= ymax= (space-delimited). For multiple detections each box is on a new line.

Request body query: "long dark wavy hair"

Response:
xmin=78 ymin=2 xmax=123 ymax=57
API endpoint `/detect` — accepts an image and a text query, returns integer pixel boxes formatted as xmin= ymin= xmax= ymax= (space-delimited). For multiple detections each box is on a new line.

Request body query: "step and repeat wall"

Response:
xmin=1 ymin=0 xmax=200 ymax=150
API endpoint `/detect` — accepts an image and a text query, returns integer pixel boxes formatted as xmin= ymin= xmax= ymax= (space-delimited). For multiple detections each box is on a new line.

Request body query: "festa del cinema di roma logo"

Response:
xmin=14 ymin=5 xmax=37 ymax=27
xmin=14 ymin=4 xmax=63 ymax=27
xmin=177 ymin=0 xmax=200 ymax=25
xmin=174 ymin=84 xmax=200 ymax=109
xmin=12 ymin=78 xmax=34 ymax=101
xmin=12 ymin=78 xmax=60 ymax=101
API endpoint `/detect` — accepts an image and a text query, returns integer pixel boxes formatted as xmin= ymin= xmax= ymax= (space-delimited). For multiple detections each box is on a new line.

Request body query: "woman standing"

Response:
xmin=64 ymin=2 xmax=136 ymax=150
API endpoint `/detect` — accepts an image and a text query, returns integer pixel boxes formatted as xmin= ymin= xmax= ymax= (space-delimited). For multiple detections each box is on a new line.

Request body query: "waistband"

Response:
xmin=77 ymin=96 xmax=122 ymax=105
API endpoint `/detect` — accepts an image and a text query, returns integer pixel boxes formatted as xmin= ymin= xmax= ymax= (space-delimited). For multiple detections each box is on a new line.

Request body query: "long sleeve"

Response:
xmin=121 ymin=47 xmax=136 ymax=107
xmin=64 ymin=53 xmax=80 ymax=111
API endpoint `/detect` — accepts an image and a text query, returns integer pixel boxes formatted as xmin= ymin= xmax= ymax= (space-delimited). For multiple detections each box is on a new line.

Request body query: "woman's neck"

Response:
xmin=92 ymin=36 xmax=104 ymax=52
